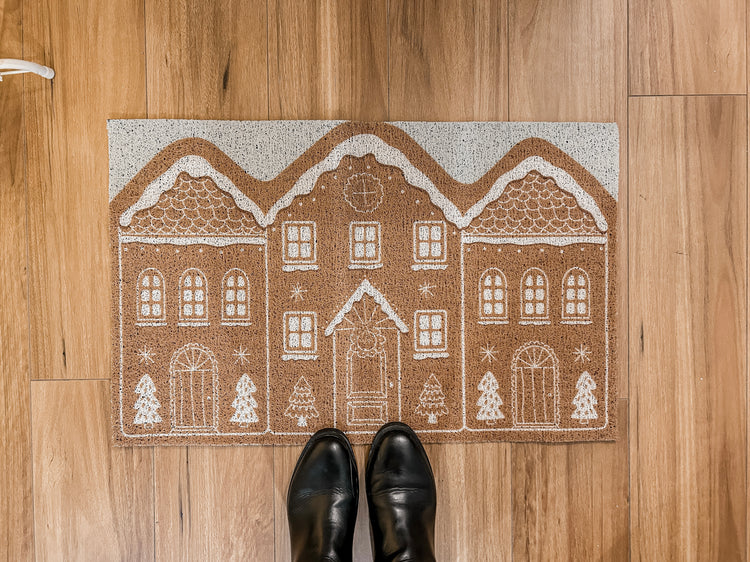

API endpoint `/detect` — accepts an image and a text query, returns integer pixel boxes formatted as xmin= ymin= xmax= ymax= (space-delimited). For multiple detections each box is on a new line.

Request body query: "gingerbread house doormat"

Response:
xmin=110 ymin=120 xmax=618 ymax=445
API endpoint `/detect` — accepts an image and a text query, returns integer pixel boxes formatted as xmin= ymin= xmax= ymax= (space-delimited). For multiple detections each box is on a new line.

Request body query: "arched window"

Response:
xmin=179 ymin=268 xmax=208 ymax=324
xmin=136 ymin=268 xmax=166 ymax=325
xmin=562 ymin=268 xmax=591 ymax=323
xmin=222 ymin=269 xmax=250 ymax=324
xmin=520 ymin=268 xmax=549 ymax=323
xmin=479 ymin=268 xmax=508 ymax=323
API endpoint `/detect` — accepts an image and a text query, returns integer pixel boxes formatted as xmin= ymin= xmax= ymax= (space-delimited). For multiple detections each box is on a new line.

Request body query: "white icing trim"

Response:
xmin=120 ymin=235 xmax=266 ymax=246
xmin=120 ymin=155 xmax=267 ymax=227
xmin=411 ymin=264 xmax=448 ymax=271
xmin=282 ymin=354 xmax=318 ymax=361
xmin=348 ymin=263 xmax=383 ymax=270
xmin=324 ymin=279 xmax=408 ymax=336
xmin=462 ymin=235 xmax=607 ymax=246
xmin=282 ymin=264 xmax=319 ymax=272
xmin=120 ymin=138 xmax=608 ymax=233
xmin=413 ymin=352 xmax=450 ymax=360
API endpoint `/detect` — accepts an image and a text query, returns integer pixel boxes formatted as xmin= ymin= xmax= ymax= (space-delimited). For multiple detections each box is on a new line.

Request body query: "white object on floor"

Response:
xmin=0 ymin=58 xmax=55 ymax=81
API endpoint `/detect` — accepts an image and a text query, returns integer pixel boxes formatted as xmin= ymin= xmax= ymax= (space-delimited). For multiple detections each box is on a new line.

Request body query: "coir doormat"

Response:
xmin=109 ymin=120 xmax=618 ymax=445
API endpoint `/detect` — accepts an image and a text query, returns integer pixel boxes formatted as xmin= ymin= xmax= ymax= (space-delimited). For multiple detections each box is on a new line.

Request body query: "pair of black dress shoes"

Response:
xmin=287 ymin=422 xmax=437 ymax=562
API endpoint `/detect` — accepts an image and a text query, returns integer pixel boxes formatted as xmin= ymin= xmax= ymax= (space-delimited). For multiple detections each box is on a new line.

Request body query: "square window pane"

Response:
xmin=301 ymin=316 xmax=312 ymax=332
xmin=430 ymin=242 xmax=442 ymax=257
xmin=577 ymin=302 xmax=587 ymax=315
xmin=195 ymin=304 xmax=204 ymax=316
xmin=237 ymin=290 xmax=246 ymax=302
xmin=494 ymin=289 xmax=503 ymax=300
xmin=152 ymin=304 xmax=161 ymax=317
xmin=566 ymin=302 xmax=575 ymax=314
xmin=152 ymin=289 xmax=161 ymax=301
xmin=494 ymin=303 xmax=504 ymax=315
xmin=184 ymin=304 xmax=193 ymax=316
xmin=535 ymin=303 xmax=545 ymax=315
xmin=365 ymin=243 xmax=376 ymax=258
xmin=366 ymin=226 xmax=377 ymax=241
xmin=226 ymin=289 xmax=235 ymax=302
xmin=289 ymin=333 xmax=300 ymax=348
xmin=578 ymin=288 xmax=587 ymax=300
xmin=300 ymin=226 xmax=311 ymax=241
xmin=419 ymin=242 xmax=430 ymax=257
xmin=141 ymin=289 xmax=150 ymax=302
xmin=301 ymin=333 xmax=312 ymax=348
xmin=535 ymin=289 xmax=545 ymax=300
xmin=354 ymin=243 xmax=365 ymax=258
xmin=300 ymin=243 xmax=312 ymax=258
xmin=288 ymin=242 xmax=299 ymax=258
xmin=195 ymin=289 xmax=204 ymax=302
xmin=141 ymin=304 xmax=150 ymax=316
xmin=418 ymin=225 xmax=429 ymax=240
xmin=567 ymin=288 xmax=576 ymax=300
xmin=419 ymin=331 xmax=430 ymax=346
xmin=525 ymin=303 xmax=534 ymax=315
xmin=494 ymin=276 xmax=503 ymax=286
xmin=288 ymin=315 xmax=299 ymax=331
xmin=354 ymin=226 xmax=364 ymax=241
xmin=524 ymin=289 xmax=534 ymax=300
xmin=226 ymin=304 xmax=235 ymax=316
xmin=237 ymin=304 xmax=246 ymax=316
xmin=183 ymin=290 xmax=193 ymax=302
xmin=287 ymin=226 xmax=299 ymax=241
xmin=419 ymin=314 xmax=430 ymax=329
xmin=431 ymin=331 xmax=442 ymax=346
xmin=431 ymin=314 xmax=442 ymax=329
xmin=483 ymin=289 xmax=492 ymax=300
xmin=483 ymin=303 xmax=492 ymax=315
xmin=430 ymin=225 xmax=442 ymax=240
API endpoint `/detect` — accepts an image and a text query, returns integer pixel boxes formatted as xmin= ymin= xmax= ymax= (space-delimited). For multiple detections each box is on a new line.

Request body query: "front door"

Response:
xmin=333 ymin=295 xmax=401 ymax=427
xmin=511 ymin=341 xmax=559 ymax=427
xmin=169 ymin=343 xmax=219 ymax=433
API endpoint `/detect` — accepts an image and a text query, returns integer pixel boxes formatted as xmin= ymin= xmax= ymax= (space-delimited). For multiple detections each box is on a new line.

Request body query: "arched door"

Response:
xmin=169 ymin=343 xmax=219 ymax=433
xmin=511 ymin=341 xmax=559 ymax=427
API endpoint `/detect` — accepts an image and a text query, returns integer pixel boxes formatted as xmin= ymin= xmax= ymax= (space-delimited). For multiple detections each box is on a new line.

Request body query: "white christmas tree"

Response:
xmin=284 ymin=376 xmax=319 ymax=427
xmin=415 ymin=373 xmax=448 ymax=424
xmin=230 ymin=374 xmax=259 ymax=427
xmin=476 ymin=371 xmax=504 ymax=425
xmin=134 ymin=374 xmax=162 ymax=428
xmin=571 ymin=371 xmax=598 ymax=424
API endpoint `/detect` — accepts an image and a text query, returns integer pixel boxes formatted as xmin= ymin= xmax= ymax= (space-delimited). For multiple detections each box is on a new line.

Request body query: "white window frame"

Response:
xmin=282 ymin=221 xmax=318 ymax=272
xmin=412 ymin=221 xmax=448 ymax=270
xmin=178 ymin=268 xmax=209 ymax=326
xmin=349 ymin=221 xmax=382 ymax=269
xmin=561 ymin=267 xmax=592 ymax=324
xmin=413 ymin=310 xmax=449 ymax=359
xmin=520 ymin=267 xmax=550 ymax=325
xmin=478 ymin=268 xmax=508 ymax=324
xmin=221 ymin=268 xmax=252 ymax=326
xmin=136 ymin=268 xmax=166 ymax=326
xmin=282 ymin=311 xmax=318 ymax=360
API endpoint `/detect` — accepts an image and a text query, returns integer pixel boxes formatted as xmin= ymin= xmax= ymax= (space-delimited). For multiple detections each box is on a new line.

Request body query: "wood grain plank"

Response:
xmin=0 ymin=0 xmax=33 ymax=558
xmin=629 ymin=95 xmax=747 ymax=560
xmin=512 ymin=400 xmax=629 ymax=561
xmin=508 ymin=2 xmax=630 ymax=559
xmin=509 ymin=0 xmax=628 ymax=399
xmin=389 ymin=0 xmax=507 ymax=121
xmin=31 ymin=380 xmax=153 ymax=560
xmin=629 ymin=0 xmax=746 ymax=95
xmin=23 ymin=0 xmax=146 ymax=380
xmin=145 ymin=0 xmax=267 ymax=119
xmin=143 ymin=2 xmax=275 ymax=559
xmin=388 ymin=3 xmax=512 ymax=560
xmin=267 ymin=0 xmax=388 ymax=120
xmin=154 ymin=447 xmax=274 ymax=561
xmin=268 ymin=2 xmax=388 ymax=558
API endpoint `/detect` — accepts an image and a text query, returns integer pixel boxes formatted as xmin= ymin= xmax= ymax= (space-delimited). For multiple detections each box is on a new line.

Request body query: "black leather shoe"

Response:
xmin=287 ymin=428 xmax=359 ymax=562
xmin=366 ymin=422 xmax=437 ymax=562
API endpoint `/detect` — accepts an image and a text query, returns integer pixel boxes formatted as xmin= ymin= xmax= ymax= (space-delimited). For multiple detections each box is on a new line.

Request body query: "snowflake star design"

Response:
xmin=418 ymin=282 xmax=436 ymax=298
xmin=573 ymin=344 xmax=592 ymax=363
xmin=233 ymin=346 xmax=251 ymax=365
xmin=137 ymin=346 xmax=155 ymax=364
xmin=290 ymin=283 xmax=307 ymax=302
xmin=480 ymin=344 xmax=498 ymax=363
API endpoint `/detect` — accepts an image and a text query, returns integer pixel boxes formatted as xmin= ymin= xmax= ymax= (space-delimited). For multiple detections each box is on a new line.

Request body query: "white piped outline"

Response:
xmin=325 ymin=279 xmax=408 ymax=336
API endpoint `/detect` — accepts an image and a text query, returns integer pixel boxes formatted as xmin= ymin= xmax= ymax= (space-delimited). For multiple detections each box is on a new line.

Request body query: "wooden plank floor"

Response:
xmin=0 ymin=0 xmax=747 ymax=559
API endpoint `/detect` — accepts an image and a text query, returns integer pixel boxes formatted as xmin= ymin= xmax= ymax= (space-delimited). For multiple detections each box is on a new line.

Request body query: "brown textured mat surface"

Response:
xmin=110 ymin=121 xmax=618 ymax=445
